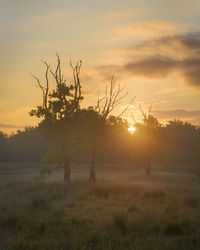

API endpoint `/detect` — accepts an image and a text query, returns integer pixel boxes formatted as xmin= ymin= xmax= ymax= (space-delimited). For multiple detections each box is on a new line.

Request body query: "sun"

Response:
xmin=128 ymin=126 xmax=136 ymax=133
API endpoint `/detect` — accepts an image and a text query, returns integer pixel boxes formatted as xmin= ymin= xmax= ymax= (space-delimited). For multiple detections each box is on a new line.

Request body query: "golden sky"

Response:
xmin=1 ymin=0 xmax=200 ymax=133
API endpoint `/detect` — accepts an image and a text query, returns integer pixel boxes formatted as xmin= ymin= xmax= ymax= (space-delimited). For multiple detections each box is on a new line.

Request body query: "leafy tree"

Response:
xmin=77 ymin=111 xmax=130 ymax=181
xmin=106 ymin=115 xmax=129 ymax=163
xmin=30 ymin=54 xmax=83 ymax=182
xmin=0 ymin=128 xmax=48 ymax=163
xmin=133 ymin=107 xmax=162 ymax=176
xmin=8 ymin=127 xmax=48 ymax=163
xmin=164 ymin=120 xmax=200 ymax=165
xmin=72 ymin=107 xmax=107 ymax=181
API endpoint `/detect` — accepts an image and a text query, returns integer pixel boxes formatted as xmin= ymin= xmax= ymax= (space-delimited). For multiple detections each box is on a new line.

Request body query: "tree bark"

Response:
xmin=64 ymin=159 xmax=71 ymax=182
xmin=89 ymin=150 xmax=96 ymax=182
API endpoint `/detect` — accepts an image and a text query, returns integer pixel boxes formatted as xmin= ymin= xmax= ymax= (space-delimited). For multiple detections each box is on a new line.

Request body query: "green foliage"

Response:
xmin=29 ymin=56 xmax=84 ymax=177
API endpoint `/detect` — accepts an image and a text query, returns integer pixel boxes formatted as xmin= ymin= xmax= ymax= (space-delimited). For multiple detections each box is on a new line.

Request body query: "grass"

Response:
xmin=0 ymin=175 xmax=200 ymax=249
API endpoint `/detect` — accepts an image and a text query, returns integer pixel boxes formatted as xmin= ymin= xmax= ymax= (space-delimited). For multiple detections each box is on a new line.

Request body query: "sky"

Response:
xmin=1 ymin=0 xmax=200 ymax=133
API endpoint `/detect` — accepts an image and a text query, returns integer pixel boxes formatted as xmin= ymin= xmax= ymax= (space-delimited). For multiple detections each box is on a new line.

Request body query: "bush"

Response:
xmin=162 ymin=219 xmax=191 ymax=236
xmin=113 ymin=212 xmax=127 ymax=233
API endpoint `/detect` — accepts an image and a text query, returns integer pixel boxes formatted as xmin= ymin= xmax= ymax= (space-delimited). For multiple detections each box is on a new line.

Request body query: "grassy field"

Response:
xmin=0 ymin=162 xmax=198 ymax=185
xmin=0 ymin=173 xmax=200 ymax=250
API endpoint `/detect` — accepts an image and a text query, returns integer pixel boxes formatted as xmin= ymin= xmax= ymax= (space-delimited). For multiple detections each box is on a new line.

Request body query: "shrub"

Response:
xmin=162 ymin=219 xmax=191 ymax=236
xmin=113 ymin=212 xmax=127 ymax=233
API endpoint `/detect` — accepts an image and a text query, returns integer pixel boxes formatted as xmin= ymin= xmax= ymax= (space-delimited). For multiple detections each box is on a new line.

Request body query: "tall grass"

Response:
xmin=0 ymin=176 xmax=200 ymax=249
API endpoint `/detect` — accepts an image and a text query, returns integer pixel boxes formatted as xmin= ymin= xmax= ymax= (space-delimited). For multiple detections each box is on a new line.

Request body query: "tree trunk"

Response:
xmin=145 ymin=162 xmax=151 ymax=176
xmin=64 ymin=160 xmax=71 ymax=182
xmin=89 ymin=151 xmax=96 ymax=182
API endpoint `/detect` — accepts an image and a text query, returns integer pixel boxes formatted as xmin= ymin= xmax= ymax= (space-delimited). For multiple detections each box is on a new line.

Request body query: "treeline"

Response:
xmin=3 ymin=54 xmax=199 ymax=181
xmin=127 ymin=117 xmax=200 ymax=175
xmin=0 ymin=117 xmax=200 ymax=172
xmin=0 ymin=127 xmax=49 ymax=163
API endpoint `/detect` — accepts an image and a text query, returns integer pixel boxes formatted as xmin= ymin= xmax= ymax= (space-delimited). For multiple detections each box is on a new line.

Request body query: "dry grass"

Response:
xmin=0 ymin=175 xmax=200 ymax=249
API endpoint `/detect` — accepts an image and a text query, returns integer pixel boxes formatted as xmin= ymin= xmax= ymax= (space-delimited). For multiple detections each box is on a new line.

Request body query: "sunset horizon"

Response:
xmin=1 ymin=0 xmax=200 ymax=134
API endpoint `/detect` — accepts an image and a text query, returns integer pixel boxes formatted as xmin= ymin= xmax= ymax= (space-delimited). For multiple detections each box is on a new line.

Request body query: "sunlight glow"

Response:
xmin=128 ymin=126 xmax=136 ymax=133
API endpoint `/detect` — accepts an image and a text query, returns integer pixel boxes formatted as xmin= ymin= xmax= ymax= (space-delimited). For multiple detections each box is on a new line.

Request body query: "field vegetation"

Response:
xmin=0 ymin=175 xmax=200 ymax=250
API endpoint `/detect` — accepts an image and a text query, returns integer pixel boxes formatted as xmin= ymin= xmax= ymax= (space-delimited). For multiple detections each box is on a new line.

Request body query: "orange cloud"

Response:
xmin=113 ymin=21 xmax=178 ymax=42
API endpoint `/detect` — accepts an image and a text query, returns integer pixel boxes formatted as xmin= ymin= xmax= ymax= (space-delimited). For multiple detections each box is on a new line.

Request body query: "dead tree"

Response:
xmin=88 ymin=75 xmax=135 ymax=181
xmin=30 ymin=61 xmax=50 ymax=112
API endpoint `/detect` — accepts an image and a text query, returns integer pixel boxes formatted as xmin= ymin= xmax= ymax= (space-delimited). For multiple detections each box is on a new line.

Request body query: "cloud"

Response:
xmin=161 ymin=32 xmax=200 ymax=50
xmin=135 ymin=32 xmax=200 ymax=52
xmin=124 ymin=55 xmax=200 ymax=87
xmin=153 ymin=109 xmax=200 ymax=124
xmin=97 ymin=31 xmax=200 ymax=89
xmin=124 ymin=55 xmax=178 ymax=78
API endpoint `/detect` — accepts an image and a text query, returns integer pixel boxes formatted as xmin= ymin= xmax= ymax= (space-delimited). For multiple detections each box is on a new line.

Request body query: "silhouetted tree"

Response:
xmin=164 ymin=120 xmax=200 ymax=165
xmin=0 ymin=128 xmax=48 ymax=163
xmin=9 ymin=127 xmax=48 ymax=162
xmin=87 ymin=76 xmax=134 ymax=181
xmin=30 ymin=54 xmax=83 ymax=182
xmin=133 ymin=106 xmax=162 ymax=176
xmin=0 ymin=131 xmax=7 ymax=162
xmin=72 ymin=108 xmax=107 ymax=181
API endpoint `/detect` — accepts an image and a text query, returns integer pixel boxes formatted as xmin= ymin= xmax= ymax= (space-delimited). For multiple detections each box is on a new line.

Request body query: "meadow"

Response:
xmin=0 ymin=168 xmax=200 ymax=250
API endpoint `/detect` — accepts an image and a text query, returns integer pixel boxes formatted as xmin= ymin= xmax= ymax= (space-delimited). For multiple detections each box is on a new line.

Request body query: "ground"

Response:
xmin=0 ymin=164 xmax=200 ymax=250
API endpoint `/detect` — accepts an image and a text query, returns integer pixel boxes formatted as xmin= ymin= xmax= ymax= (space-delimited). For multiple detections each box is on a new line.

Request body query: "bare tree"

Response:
xmin=95 ymin=75 xmax=135 ymax=119
xmin=30 ymin=61 xmax=50 ymax=112
xmin=88 ymin=75 xmax=135 ymax=181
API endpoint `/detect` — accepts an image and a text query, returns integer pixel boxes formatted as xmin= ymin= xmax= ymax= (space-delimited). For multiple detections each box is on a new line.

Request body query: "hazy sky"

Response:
xmin=1 ymin=0 xmax=200 ymax=133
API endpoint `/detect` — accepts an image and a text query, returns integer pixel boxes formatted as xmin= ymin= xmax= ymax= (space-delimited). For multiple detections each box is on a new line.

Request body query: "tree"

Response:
xmin=86 ymin=76 xmax=134 ymax=181
xmin=164 ymin=120 xmax=200 ymax=165
xmin=74 ymin=107 xmax=107 ymax=181
xmin=106 ymin=115 xmax=129 ymax=163
xmin=0 ymin=131 xmax=7 ymax=162
xmin=133 ymin=106 xmax=162 ymax=176
xmin=30 ymin=54 xmax=83 ymax=182
xmin=30 ymin=56 xmax=134 ymax=182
